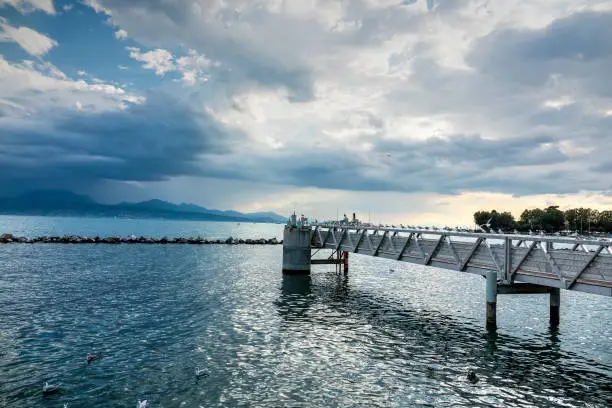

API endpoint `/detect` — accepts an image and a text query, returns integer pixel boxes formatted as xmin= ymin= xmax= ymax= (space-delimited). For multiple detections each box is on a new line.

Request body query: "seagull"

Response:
xmin=42 ymin=381 xmax=61 ymax=394
xmin=195 ymin=367 xmax=208 ymax=383
xmin=87 ymin=353 xmax=102 ymax=364
xmin=478 ymin=218 xmax=492 ymax=232
xmin=137 ymin=400 xmax=148 ymax=408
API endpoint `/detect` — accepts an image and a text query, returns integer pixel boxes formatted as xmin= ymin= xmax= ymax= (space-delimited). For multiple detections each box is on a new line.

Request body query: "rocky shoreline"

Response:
xmin=0 ymin=233 xmax=281 ymax=245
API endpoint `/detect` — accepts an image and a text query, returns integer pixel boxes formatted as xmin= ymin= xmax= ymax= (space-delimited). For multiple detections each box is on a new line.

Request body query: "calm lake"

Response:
xmin=0 ymin=215 xmax=610 ymax=407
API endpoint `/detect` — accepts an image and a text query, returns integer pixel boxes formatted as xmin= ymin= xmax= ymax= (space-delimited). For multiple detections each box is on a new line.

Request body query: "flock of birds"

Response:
xmin=41 ymin=354 xmax=209 ymax=407
xmin=41 ymin=353 xmax=480 ymax=405
xmin=323 ymin=218 xmax=607 ymax=239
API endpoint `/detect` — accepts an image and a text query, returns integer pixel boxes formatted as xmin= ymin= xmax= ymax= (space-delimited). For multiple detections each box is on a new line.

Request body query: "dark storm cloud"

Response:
xmin=0 ymin=93 xmax=244 ymax=193
xmin=467 ymin=11 xmax=612 ymax=94
xmin=183 ymin=132 xmax=572 ymax=195
xmin=374 ymin=134 xmax=567 ymax=168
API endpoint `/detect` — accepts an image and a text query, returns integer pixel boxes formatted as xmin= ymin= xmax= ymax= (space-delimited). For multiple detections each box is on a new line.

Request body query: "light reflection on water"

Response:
xmin=0 ymin=243 xmax=610 ymax=407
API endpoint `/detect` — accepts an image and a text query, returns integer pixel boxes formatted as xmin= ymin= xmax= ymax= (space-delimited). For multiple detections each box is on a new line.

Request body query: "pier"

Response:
xmin=281 ymin=217 xmax=612 ymax=330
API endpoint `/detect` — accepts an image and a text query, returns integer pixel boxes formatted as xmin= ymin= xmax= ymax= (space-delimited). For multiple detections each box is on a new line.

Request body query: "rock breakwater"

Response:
xmin=0 ymin=233 xmax=281 ymax=245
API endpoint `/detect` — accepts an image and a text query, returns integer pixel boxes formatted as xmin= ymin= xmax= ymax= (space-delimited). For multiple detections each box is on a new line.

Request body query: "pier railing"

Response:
xmin=309 ymin=224 xmax=612 ymax=297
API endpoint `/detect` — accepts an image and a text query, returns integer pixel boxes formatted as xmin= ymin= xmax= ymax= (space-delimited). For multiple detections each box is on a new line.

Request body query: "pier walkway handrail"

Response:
xmin=309 ymin=224 xmax=612 ymax=297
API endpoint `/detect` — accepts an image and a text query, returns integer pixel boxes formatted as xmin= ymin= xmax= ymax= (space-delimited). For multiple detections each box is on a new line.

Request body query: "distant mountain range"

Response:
xmin=0 ymin=190 xmax=287 ymax=223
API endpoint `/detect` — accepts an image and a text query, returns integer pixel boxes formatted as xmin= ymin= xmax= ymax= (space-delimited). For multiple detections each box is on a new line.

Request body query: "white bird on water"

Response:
xmin=42 ymin=381 xmax=61 ymax=394
xmin=137 ymin=400 xmax=148 ymax=408
xmin=195 ymin=367 xmax=208 ymax=379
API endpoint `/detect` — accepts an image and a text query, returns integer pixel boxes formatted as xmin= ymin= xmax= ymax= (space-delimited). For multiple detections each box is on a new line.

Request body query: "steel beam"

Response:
xmin=460 ymin=237 xmax=483 ymax=271
xmin=373 ymin=231 xmax=388 ymax=256
xmin=396 ymin=233 xmax=413 ymax=260
xmin=424 ymin=235 xmax=444 ymax=266
xmin=567 ymin=246 xmax=604 ymax=289
xmin=354 ymin=229 xmax=367 ymax=253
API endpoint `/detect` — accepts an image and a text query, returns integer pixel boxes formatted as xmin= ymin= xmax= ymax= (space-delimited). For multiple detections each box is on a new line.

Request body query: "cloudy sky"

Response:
xmin=1 ymin=0 xmax=611 ymax=225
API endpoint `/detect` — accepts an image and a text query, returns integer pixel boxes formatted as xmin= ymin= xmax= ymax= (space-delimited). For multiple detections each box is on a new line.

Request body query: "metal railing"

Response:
xmin=310 ymin=224 xmax=612 ymax=297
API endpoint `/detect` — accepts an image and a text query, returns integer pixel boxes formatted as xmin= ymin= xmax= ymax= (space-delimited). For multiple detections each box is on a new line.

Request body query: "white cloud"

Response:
xmin=127 ymin=47 xmax=175 ymax=76
xmin=82 ymin=0 xmax=111 ymax=15
xmin=0 ymin=55 xmax=145 ymax=116
xmin=176 ymin=49 xmax=212 ymax=85
xmin=0 ymin=20 xmax=57 ymax=56
xmin=126 ymin=45 xmax=213 ymax=84
xmin=117 ymin=65 xmax=128 ymax=70
xmin=0 ymin=0 xmax=55 ymax=15
xmin=62 ymin=4 xmax=73 ymax=12
xmin=38 ymin=61 xmax=67 ymax=79
xmin=114 ymin=28 xmax=127 ymax=40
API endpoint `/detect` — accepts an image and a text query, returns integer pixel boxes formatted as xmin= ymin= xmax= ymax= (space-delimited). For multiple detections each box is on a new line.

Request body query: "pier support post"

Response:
xmin=342 ymin=251 xmax=349 ymax=274
xmin=282 ymin=225 xmax=311 ymax=274
xmin=550 ymin=288 xmax=560 ymax=328
xmin=486 ymin=270 xmax=497 ymax=331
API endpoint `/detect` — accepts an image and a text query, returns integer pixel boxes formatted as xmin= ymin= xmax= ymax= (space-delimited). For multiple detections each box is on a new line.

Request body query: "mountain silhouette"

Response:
xmin=0 ymin=190 xmax=286 ymax=223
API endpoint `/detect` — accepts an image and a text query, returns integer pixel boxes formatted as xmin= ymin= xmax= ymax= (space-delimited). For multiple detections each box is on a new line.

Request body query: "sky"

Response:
xmin=1 ymin=0 xmax=611 ymax=226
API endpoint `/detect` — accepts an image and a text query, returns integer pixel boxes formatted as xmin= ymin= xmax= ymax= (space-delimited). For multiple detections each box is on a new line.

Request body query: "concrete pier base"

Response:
xmin=550 ymin=288 xmax=560 ymax=327
xmin=486 ymin=270 xmax=498 ymax=331
xmin=282 ymin=226 xmax=311 ymax=274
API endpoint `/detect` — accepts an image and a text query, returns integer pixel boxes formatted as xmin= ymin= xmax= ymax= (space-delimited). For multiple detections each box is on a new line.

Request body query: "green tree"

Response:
xmin=520 ymin=208 xmax=545 ymax=231
xmin=474 ymin=210 xmax=516 ymax=231
xmin=565 ymin=208 xmax=601 ymax=233
xmin=597 ymin=210 xmax=612 ymax=233
xmin=474 ymin=210 xmax=492 ymax=227
xmin=541 ymin=206 xmax=565 ymax=232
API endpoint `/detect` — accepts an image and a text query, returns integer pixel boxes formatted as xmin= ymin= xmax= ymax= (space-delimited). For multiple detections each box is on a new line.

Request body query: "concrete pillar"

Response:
xmin=282 ymin=226 xmax=311 ymax=274
xmin=342 ymin=251 xmax=349 ymax=274
xmin=550 ymin=288 xmax=560 ymax=327
xmin=486 ymin=270 xmax=497 ymax=331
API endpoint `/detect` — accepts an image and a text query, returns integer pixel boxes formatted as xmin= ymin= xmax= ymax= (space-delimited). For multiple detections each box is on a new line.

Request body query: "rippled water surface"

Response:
xmin=0 ymin=217 xmax=611 ymax=407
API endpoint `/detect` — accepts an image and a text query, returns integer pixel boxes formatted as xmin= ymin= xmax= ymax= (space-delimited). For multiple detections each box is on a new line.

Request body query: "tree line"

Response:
xmin=473 ymin=206 xmax=612 ymax=234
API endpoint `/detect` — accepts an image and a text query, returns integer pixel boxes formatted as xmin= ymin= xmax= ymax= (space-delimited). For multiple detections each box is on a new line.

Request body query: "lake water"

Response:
xmin=0 ymin=215 xmax=610 ymax=407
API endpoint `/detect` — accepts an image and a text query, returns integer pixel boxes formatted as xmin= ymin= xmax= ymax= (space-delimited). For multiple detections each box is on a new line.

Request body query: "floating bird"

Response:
xmin=87 ymin=353 xmax=102 ymax=364
xmin=42 ymin=381 xmax=61 ymax=394
xmin=195 ymin=367 xmax=208 ymax=380
xmin=467 ymin=370 xmax=479 ymax=384
xmin=137 ymin=400 xmax=148 ymax=408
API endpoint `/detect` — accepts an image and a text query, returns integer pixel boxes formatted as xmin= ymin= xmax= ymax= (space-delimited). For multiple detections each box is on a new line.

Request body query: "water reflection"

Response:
xmin=310 ymin=271 xmax=612 ymax=407
xmin=276 ymin=274 xmax=313 ymax=320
